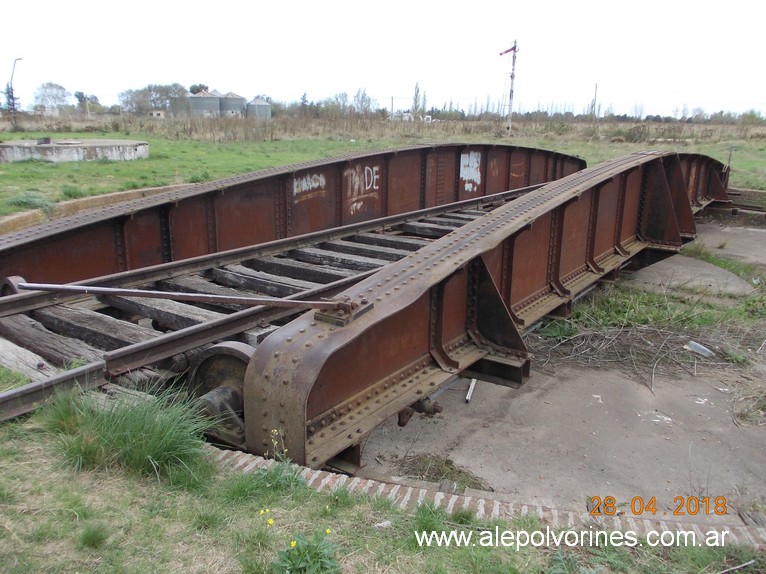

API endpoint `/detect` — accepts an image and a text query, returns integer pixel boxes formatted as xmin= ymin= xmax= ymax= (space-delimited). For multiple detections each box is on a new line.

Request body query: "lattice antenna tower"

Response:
xmin=499 ymin=40 xmax=519 ymax=133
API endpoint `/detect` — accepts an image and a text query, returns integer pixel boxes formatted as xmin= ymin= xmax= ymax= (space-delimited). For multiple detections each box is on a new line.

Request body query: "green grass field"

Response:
xmin=1 ymin=118 xmax=764 ymax=217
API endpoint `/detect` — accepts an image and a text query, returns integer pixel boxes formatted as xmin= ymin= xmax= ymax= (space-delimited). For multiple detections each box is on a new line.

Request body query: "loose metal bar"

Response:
xmin=17 ymin=283 xmax=357 ymax=313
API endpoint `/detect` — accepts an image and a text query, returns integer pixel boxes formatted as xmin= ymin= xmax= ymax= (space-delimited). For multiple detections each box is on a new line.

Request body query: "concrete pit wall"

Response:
xmin=0 ymin=139 xmax=149 ymax=163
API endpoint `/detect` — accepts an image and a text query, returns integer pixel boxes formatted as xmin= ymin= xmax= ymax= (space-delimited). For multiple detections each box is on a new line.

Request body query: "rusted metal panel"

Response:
xmin=509 ymin=211 xmax=553 ymax=310
xmin=1 ymin=224 xmax=120 ymax=283
xmin=559 ymin=190 xmax=593 ymax=284
xmin=341 ymin=158 xmax=385 ymax=224
xmin=618 ymin=168 xmax=643 ymax=247
xmin=592 ymin=178 xmax=620 ymax=263
xmin=123 ymin=211 xmax=164 ymax=269
xmin=486 ymin=148 xmax=509 ymax=194
xmin=215 ymin=181 xmax=279 ymax=250
xmin=436 ymin=147 xmax=458 ymax=206
xmin=527 ymin=149 xmax=550 ymax=185
xmin=288 ymin=167 xmax=340 ymax=236
xmin=386 ymin=150 xmax=423 ymax=215
xmin=168 ymin=197 xmax=212 ymax=260
xmin=508 ymin=148 xmax=531 ymax=188
xmin=244 ymin=151 xmax=729 ymax=468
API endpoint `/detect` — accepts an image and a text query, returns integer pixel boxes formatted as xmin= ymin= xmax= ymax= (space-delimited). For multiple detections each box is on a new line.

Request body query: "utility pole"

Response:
xmin=499 ymin=41 xmax=518 ymax=133
xmin=7 ymin=57 xmax=22 ymax=131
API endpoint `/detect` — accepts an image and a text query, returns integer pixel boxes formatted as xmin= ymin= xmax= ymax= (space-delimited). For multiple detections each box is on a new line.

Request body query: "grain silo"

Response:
xmin=190 ymin=90 xmax=220 ymax=117
xmin=247 ymin=97 xmax=272 ymax=119
xmin=220 ymin=92 xmax=246 ymax=117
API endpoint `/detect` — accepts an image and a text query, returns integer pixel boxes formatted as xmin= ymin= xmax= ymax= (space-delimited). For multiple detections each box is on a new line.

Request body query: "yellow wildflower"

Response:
xmin=325 ymin=528 xmax=332 ymax=535
xmin=290 ymin=540 xmax=297 ymax=548
xmin=267 ymin=518 xmax=274 ymax=526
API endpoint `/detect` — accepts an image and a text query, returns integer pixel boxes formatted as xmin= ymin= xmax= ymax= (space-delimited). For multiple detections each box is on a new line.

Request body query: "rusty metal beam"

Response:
xmin=243 ymin=151 xmax=730 ymax=468
xmin=0 ymin=145 xmax=585 ymax=284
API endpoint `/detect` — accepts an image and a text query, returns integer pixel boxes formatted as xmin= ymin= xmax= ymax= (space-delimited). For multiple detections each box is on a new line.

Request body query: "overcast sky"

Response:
xmin=2 ymin=0 xmax=763 ymax=118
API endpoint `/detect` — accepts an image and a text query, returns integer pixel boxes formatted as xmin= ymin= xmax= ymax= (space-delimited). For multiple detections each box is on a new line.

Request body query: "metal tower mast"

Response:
xmin=499 ymin=41 xmax=518 ymax=133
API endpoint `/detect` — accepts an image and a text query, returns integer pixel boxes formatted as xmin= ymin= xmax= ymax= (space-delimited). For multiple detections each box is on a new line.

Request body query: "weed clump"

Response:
xmin=7 ymin=191 xmax=56 ymax=216
xmin=271 ymin=529 xmax=340 ymax=574
xmin=36 ymin=389 xmax=215 ymax=488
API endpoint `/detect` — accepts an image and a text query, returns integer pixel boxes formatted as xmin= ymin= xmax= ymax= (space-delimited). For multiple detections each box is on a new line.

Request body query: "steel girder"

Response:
xmin=243 ymin=151 xmax=729 ymax=468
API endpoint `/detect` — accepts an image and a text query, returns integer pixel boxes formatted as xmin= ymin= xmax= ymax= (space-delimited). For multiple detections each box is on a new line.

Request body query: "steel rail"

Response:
xmin=0 ymin=183 xmax=543 ymax=318
xmin=0 ymin=187 xmax=544 ymax=421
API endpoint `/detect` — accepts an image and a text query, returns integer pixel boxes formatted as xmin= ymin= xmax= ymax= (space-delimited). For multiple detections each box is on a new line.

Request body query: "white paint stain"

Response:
xmin=344 ymin=164 xmax=380 ymax=215
xmin=460 ymin=151 xmax=482 ymax=193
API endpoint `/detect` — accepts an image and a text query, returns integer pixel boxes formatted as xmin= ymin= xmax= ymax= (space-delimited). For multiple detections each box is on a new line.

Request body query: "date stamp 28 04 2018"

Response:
xmin=589 ymin=495 xmax=728 ymax=517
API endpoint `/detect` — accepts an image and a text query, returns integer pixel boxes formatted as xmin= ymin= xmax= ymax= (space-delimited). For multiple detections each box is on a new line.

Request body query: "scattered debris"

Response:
xmin=684 ymin=340 xmax=715 ymax=358
xmin=465 ymin=378 xmax=477 ymax=403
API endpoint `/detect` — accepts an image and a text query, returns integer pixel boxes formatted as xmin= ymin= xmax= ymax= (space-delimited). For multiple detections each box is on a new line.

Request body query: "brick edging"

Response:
xmin=207 ymin=446 xmax=766 ymax=548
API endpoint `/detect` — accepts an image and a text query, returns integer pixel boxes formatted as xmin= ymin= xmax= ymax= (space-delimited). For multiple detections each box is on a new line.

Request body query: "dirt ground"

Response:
xmin=360 ymin=221 xmax=766 ymax=518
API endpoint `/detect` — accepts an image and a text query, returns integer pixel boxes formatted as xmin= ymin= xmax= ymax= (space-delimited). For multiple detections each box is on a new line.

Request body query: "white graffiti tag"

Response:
xmin=292 ymin=172 xmax=327 ymax=203
xmin=344 ymin=164 xmax=380 ymax=215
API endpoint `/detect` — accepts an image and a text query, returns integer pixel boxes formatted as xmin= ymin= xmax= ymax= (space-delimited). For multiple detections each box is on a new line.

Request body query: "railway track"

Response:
xmin=0 ymin=184 xmax=539 ymax=427
xmin=0 ymin=149 xmax=731 ymax=472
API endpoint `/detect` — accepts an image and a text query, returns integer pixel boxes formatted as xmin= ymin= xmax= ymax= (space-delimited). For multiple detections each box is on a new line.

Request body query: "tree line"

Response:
xmin=4 ymin=81 xmax=765 ymax=126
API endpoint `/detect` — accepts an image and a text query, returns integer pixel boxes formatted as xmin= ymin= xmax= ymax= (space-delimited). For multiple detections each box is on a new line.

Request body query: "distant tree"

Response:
xmin=73 ymin=91 xmax=103 ymax=115
xmin=4 ymin=83 xmax=21 ymax=130
xmin=412 ymin=82 xmax=421 ymax=116
xmin=322 ymin=92 xmax=348 ymax=118
xmin=189 ymin=84 xmax=208 ymax=94
xmin=691 ymin=107 xmax=707 ymax=123
xmin=34 ymin=82 xmax=70 ymax=109
xmin=351 ymin=88 xmax=375 ymax=115
xmin=739 ymin=109 xmax=764 ymax=125
xmin=119 ymin=83 xmax=188 ymax=114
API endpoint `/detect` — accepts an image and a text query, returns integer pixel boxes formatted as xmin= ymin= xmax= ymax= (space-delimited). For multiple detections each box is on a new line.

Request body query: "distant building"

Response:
xmin=178 ymin=90 xmax=270 ymax=119
xmin=189 ymin=90 xmax=221 ymax=117
xmin=389 ymin=112 xmax=415 ymax=122
xmin=220 ymin=92 xmax=246 ymax=117
xmin=148 ymin=110 xmax=165 ymax=118
xmin=247 ymin=97 xmax=272 ymax=119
